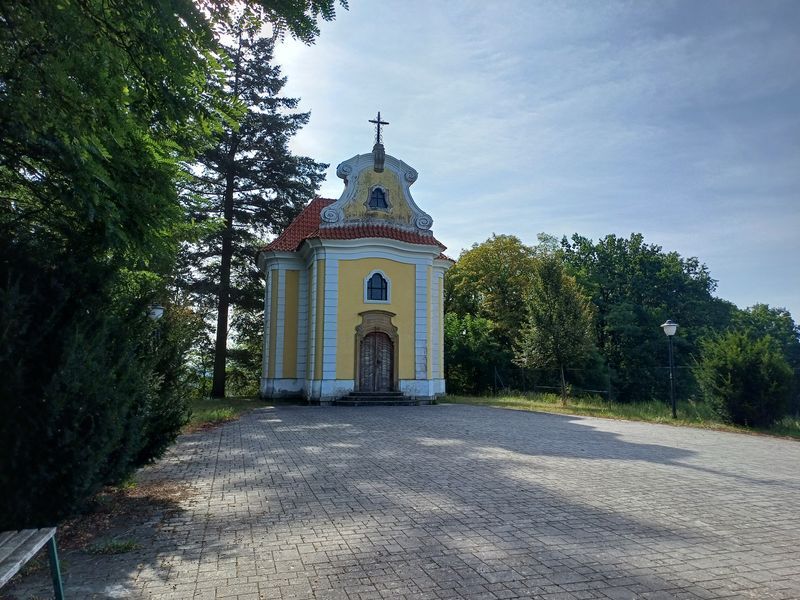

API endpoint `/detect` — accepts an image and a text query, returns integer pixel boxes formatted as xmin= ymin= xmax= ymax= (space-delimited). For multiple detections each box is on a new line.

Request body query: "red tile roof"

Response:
xmin=263 ymin=197 xmax=333 ymax=251
xmin=309 ymin=224 xmax=446 ymax=249
xmin=263 ymin=197 xmax=447 ymax=252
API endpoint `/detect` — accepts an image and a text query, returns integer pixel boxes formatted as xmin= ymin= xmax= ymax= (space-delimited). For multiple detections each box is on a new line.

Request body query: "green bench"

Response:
xmin=0 ymin=528 xmax=64 ymax=599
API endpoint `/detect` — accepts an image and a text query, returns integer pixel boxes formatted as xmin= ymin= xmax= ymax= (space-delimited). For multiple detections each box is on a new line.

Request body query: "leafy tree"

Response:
xmin=0 ymin=0 xmax=343 ymax=527
xmin=179 ymin=13 xmax=326 ymax=398
xmin=444 ymin=313 xmax=504 ymax=395
xmin=515 ymin=256 xmax=595 ymax=403
xmin=731 ymin=304 xmax=800 ymax=415
xmin=733 ymin=304 xmax=800 ymax=366
xmin=445 ymin=234 xmax=538 ymax=344
xmin=561 ymin=233 xmax=727 ymax=402
xmin=694 ymin=331 xmax=793 ymax=426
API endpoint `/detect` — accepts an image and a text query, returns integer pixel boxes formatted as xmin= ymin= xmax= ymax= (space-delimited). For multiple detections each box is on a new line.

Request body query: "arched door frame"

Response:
xmin=354 ymin=310 xmax=399 ymax=391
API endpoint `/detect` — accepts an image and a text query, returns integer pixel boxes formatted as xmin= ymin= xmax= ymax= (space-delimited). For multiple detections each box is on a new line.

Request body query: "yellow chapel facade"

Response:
xmin=257 ymin=133 xmax=452 ymax=404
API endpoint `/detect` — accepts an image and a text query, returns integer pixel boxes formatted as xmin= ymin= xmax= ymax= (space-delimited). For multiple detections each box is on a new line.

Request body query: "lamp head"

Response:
xmin=147 ymin=304 xmax=165 ymax=321
xmin=661 ymin=319 xmax=678 ymax=337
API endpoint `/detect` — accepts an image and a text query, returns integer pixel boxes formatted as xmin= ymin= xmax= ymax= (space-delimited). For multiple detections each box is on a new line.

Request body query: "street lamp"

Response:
xmin=661 ymin=319 xmax=678 ymax=419
xmin=147 ymin=304 xmax=165 ymax=321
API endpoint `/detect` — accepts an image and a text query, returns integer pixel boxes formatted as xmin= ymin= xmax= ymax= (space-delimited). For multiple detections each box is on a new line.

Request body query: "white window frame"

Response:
xmin=364 ymin=270 xmax=391 ymax=304
xmin=366 ymin=185 xmax=391 ymax=212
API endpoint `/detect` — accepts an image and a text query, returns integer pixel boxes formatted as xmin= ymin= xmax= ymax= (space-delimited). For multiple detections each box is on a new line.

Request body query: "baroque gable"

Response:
xmin=321 ymin=153 xmax=434 ymax=235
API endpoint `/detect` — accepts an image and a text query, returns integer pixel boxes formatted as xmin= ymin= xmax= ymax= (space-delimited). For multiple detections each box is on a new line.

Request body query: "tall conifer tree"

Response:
xmin=179 ymin=12 xmax=326 ymax=398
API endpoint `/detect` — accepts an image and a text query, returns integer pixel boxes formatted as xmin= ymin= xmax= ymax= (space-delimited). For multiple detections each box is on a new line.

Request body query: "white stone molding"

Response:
xmin=365 ymin=184 xmax=392 ymax=213
xmin=363 ymin=269 xmax=391 ymax=304
xmin=261 ymin=378 xmax=304 ymax=397
xmin=319 ymin=379 xmax=355 ymax=400
xmin=323 ymin=153 xmax=433 ymax=232
xmin=315 ymin=239 xmax=440 ymax=263
xmin=399 ymin=379 xmax=435 ymax=398
xmin=258 ymin=251 xmax=303 ymax=272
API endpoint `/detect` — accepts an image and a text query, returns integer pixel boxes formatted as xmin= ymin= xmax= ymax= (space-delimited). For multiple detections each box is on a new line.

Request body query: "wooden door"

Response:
xmin=359 ymin=332 xmax=393 ymax=392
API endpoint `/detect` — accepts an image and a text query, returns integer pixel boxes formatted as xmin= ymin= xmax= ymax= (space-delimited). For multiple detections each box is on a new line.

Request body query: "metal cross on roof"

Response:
xmin=369 ymin=111 xmax=389 ymax=145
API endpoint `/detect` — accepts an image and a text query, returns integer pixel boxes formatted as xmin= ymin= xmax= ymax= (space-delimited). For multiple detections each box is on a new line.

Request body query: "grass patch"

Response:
xmin=763 ymin=415 xmax=800 ymax=439
xmin=448 ymin=393 xmax=800 ymax=439
xmin=186 ymin=396 xmax=271 ymax=431
xmin=86 ymin=539 xmax=139 ymax=555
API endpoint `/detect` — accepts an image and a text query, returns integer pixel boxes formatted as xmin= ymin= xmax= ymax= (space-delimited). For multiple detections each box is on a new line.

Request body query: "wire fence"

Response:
xmin=487 ymin=364 xmax=698 ymax=402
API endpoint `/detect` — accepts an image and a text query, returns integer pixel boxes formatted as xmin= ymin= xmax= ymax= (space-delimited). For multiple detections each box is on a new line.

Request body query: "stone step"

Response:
xmin=346 ymin=391 xmax=404 ymax=397
xmin=333 ymin=392 xmax=432 ymax=406
xmin=334 ymin=399 xmax=422 ymax=406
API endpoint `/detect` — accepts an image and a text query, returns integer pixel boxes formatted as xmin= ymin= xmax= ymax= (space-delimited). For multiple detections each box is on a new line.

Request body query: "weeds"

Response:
xmin=185 ymin=397 xmax=270 ymax=431
xmin=449 ymin=393 xmax=800 ymax=439
xmin=87 ymin=539 xmax=139 ymax=555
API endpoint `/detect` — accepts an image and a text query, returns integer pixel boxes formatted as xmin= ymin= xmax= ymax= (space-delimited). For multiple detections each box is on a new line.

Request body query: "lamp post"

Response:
xmin=661 ymin=319 xmax=678 ymax=419
xmin=147 ymin=304 xmax=165 ymax=346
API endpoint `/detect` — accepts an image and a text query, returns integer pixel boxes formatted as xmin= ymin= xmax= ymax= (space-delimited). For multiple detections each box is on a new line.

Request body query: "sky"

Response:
xmin=274 ymin=0 xmax=800 ymax=319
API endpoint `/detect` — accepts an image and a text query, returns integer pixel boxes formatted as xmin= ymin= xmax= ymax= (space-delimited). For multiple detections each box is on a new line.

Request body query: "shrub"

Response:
xmin=444 ymin=313 xmax=505 ymax=394
xmin=0 ymin=272 xmax=147 ymax=528
xmin=694 ymin=330 xmax=793 ymax=427
xmin=134 ymin=305 xmax=201 ymax=467
xmin=0 ymin=242 xmax=198 ymax=529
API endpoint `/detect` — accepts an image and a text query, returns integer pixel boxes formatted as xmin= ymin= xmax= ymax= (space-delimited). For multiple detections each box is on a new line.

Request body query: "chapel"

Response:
xmin=257 ymin=114 xmax=452 ymax=404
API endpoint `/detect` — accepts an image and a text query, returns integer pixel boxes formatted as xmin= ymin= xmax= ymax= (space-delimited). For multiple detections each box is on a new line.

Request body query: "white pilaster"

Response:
xmin=415 ymin=263 xmax=428 ymax=379
xmin=261 ymin=268 xmax=273 ymax=380
xmin=274 ymin=269 xmax=286 ymax=378
xmin=322 ymin=258 xmax=339 ymax=379
xmin=431 ymin=271 xmax=441 ymax=379
xmin=296 ymin=268 xmax=308 ymax=380
xmin=438 ymin=270 xmax=446 ymax=384
xmin=307 ymin=261 xmax=318 ymax=385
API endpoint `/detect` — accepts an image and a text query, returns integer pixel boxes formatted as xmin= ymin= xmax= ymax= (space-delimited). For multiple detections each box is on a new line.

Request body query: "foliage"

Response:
xmin=87 ymin=539 xmax=140 ymax=555
xmin=443 ymin=313 xmax=505 ymax=395
xmin=733 ymin=304 xmax=800 ymax=367
xmin=0 ymin=241 xmax=202 ymax=529
xmin=445 ymin=234 xmax=539 ymax=346
xmin=694 ymin=331 xmax=793 ymax=427
xmin=515 ymin=256 xmax=596 ymax=402
xmin=0 ymin=247 xmax=135 ymax=528
xmin=733 ymin=304 xmax=800 ymax=414
xmin=560 ymin=233 xmax=729 ymax=402
xmin=203 ymin=0 xmax=348 ymax=44
xmin=135 ymin=306 xmax=204 ymax=466
xmin=178 ymin=12 xmax=326 ymax=398
xmin=444 ymin=234 xmax=541 ymax=392
xmin=0 ymin=0 xmax=342 ymax=528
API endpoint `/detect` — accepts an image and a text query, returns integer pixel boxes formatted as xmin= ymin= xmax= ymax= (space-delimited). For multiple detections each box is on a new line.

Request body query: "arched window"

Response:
xmin=368 ymin=187 xmax=388 ymax=209
xmin=366 ymin=272 xmax=389 ymax=302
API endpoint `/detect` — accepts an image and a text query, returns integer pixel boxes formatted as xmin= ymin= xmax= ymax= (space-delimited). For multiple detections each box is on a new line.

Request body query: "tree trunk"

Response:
xmin=559 ymin=363 xmax=568 ymax=406
xmin=210 ymin=166 xmax=236 ymax=398
xmin=210 ymin=37 xmax=242 ymax=399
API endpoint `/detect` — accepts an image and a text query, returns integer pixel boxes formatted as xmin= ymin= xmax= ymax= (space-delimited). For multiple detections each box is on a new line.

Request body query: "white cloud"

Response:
xmin=273 ymin=0 xmax=800 ymax=318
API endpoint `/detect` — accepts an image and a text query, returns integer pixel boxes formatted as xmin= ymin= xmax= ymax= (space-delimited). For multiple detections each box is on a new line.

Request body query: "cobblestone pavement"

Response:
xmin=8 ymin=404 xmax=800 ymax=599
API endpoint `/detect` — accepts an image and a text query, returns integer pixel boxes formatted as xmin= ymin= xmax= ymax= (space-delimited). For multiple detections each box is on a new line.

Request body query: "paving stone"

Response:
xmin=7 ymin=404 xmax=800 ymax=599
